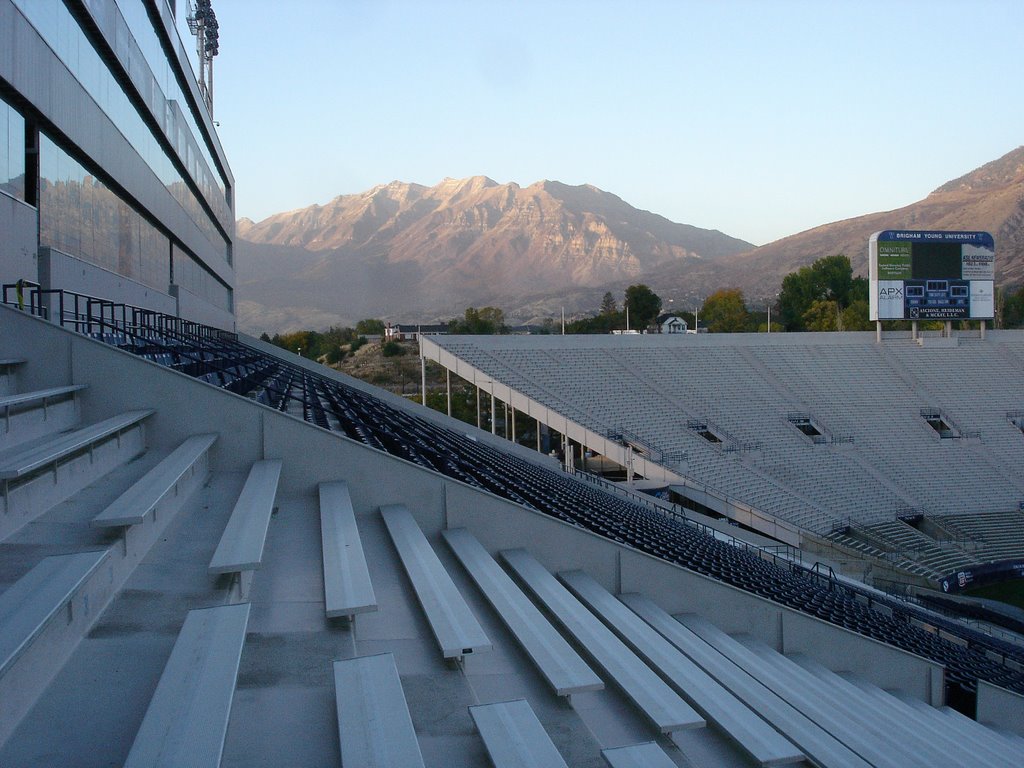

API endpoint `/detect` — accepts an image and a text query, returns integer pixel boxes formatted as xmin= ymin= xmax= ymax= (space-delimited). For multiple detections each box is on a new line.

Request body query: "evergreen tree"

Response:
xmin=623 ymin=284 xmax=662 ymax=330
xmin=600 ymin=291 xmax=617 ymax=316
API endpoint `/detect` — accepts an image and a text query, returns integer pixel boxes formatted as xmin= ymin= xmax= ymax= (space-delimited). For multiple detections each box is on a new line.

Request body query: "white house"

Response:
xmin=656 ymin=313 xmax=689 ymax=334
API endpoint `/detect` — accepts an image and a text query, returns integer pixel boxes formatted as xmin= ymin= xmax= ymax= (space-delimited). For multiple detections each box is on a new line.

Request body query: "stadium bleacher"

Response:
xmin=23 ymin=294 xmax=1023 ymax=703
xmin=3 ymin=290 xmax=1024 ymax=765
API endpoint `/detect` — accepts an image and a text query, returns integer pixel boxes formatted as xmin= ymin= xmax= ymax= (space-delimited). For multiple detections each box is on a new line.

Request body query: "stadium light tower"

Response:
xmin=186 ymin=0 xmax=220 ymax=115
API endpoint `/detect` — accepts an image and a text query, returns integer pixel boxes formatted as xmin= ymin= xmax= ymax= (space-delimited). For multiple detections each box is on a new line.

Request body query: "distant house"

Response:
xmin=655 ymin=313 xmax=688 ymax=334
xmin=384 ymin=323 xmax=449 ymax=342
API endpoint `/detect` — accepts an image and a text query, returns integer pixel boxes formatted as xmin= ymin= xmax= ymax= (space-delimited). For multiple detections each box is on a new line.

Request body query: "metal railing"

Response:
xmin=573 ymin=469 xmax=801 ymax=567
xmin=3 ymin=281 xmax=236 ymax=343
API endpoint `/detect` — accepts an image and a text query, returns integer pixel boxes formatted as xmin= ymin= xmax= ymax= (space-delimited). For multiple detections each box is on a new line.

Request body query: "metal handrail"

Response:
xmin=573 ymin=469 xmax=802 ymax=567
xmin=3 ymin=281 xmax=237 ymax=342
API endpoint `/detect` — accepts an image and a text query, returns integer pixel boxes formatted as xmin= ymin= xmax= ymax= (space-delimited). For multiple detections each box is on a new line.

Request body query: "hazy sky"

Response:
xmin=194 ymin=0 xmax=1023 ymax=246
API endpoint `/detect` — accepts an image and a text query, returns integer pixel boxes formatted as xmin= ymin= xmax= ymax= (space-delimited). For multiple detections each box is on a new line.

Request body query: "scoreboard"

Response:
xmin=869 ymin=230 xmax=995 ymax=321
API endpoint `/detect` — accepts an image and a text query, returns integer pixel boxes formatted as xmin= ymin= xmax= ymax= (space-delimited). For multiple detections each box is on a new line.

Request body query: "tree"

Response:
xmin=841 ymin=299 xmax=872 ymax=331
xmin=802 ymin=299 xmax=840 ymax=331
xmin=1000 ymin=285 xmax=1024 ymax=328
xmin=355 ymin=318 xmax=385 ymax=335
xmin=600 ymin=291 xmax=617 ymax=316
xmin=623 ymin=284 xmax=662 ymax=330
xmin=701 ymin=288 xmax=751 ymax=333
xmin=778 ymin=254 xmax=867 ymax=331
xmin=566 ymin=312 xmax=620 ymax=334
xmin=449 ymin=306 xmax=506 ymax=334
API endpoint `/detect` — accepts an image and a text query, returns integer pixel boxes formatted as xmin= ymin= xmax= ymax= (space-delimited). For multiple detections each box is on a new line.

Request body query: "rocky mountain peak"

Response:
xmin=235 ymin=176 xmax=753 ymax=331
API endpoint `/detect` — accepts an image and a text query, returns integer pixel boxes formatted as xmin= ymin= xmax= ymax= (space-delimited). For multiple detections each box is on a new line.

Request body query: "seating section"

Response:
xmin=891 ymin=689 xmax=1023 ymax=768
xmin=0 ymin=384 xmax=86 ymax=449
xmin=502 ymin=548 xmax=705 ymax=734
xmin=681 ymin=615 xmax=914 ymax=768
xmin=78 ymin=324 xmax=1024 ymax=702
xmin=443 ymin=527 xmax=603 ymax=697
xmin=380 ymin=505 xmax=491 ymax=660
xmin=789 ymin=652 xmax=1017 ymax=768
xmin=0 ymin=550 xmax=112 ymax=746
xmin=0 ymin=551 xmax=109 ymax=677
xmin=560 ymin=569 xmax=804 ymax=766
xmin=0 ymin=405 xmax=153 ymax=541
xmin=427 ymin=335 xmax=1024 ymax=556
xmin=92 ymin=433 xmax=217 ymax=527
xmin=938 ymin=510 xmax=1024 ymax=564
xmin=620 ymin=593 xmax=872 ymax=768
xmin=601 ymin=742 xmax=678 ymax=768
xmin=332 ymin=652 xmax=425 ymax=768
xmin=208 ymin=459 xmax=283 ymax=597
xmin=318 ymin=481 xmax=377 ymax=619
xmin=469 ymin=698 xmax=569 ymax=768
xmin=0 ymin=410 xmax=153 ymax=481
xmin=124 ymin=603 xmax=250 ymax=768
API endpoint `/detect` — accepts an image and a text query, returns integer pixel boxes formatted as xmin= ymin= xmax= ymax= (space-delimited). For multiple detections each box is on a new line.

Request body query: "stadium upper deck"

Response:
xmin=421 ymin=331 xmax=1024 ymax=583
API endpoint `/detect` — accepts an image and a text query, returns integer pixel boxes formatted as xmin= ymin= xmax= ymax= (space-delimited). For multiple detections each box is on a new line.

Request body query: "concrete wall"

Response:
xmin=170 ymin=284 xmax=235 ymax=333
xmin=976 ymin=680 xmax=1024 ymax=735
xmin=0 ymin=194 xmax=37 ymax=287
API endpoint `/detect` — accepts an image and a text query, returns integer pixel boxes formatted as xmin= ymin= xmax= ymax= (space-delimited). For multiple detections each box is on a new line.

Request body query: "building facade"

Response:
xmin=0 ymin=0 xmax=235 ymax=329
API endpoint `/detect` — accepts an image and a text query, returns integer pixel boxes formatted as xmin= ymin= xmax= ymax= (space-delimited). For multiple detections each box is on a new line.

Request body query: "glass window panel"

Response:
xmin=13 ymin=0 xmax=231 ymax=265
xmin=39 ymin=133 xmax=170 ymax=292
xmin=0 ymin=99 xmax=23 ymax=200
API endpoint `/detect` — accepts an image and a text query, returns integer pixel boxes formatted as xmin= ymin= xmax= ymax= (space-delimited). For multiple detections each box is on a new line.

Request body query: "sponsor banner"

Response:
xmin=878 ymin=230 xmax=994 ymax=248
xmin=877 ymin=242 xmax=912 ymax=280
xmin=940 ymin=559 xmax=1024 ymax=594
xmin=876 ymin=281 xmax=905 ymax=319
xmin=962 ymin=244 xmax=995 ymax=280
xmin=970 ymin=280 xmax=994 ymax=319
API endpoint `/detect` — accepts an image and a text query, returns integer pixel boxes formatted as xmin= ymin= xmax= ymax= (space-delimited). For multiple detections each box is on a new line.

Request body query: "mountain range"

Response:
xmin=235 ymin=146 xmax=1024 ymax=333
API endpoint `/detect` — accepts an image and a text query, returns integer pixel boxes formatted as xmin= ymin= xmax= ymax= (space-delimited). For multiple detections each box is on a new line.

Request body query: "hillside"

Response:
xmin=235 ymin=177 xmax=752 ymax=333
xmin=713 ymin=145 xmax=1024 ymax=297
